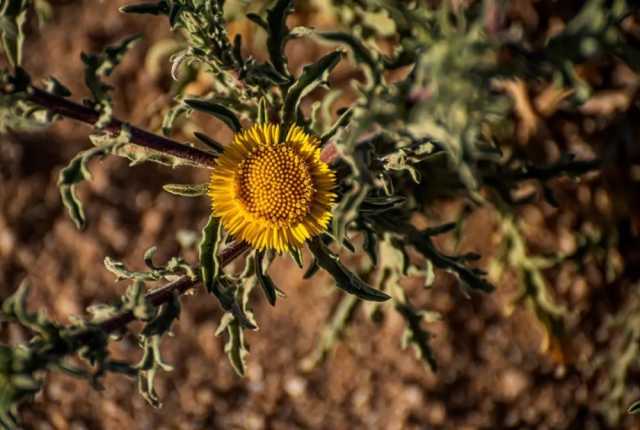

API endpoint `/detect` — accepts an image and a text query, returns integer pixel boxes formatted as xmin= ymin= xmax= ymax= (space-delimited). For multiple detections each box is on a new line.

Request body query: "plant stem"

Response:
xmin=17 ymin=86 xmax=339 ymax=165
xmin=25 ymin=86 xmax=219 ymax=167
xmin=97 ymin=240 xmax=249 ymax=334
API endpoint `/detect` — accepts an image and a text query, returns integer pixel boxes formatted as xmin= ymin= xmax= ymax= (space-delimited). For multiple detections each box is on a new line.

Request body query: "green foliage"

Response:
xmin=184 ymin=97 xmax=241 ymax=132
xmin=57 ymin=128 xmax=131 ymax=229
xmin=105 ymin=246 xmax=196 ymax=282
xmin=82 ymin=34 xmax=141 ymax=127
xmin=136 ymin=294 xmax=181 ymax=407
xmin=308 ymin=237 xmax=390 ymax=302
xmin=0 ymin=0 xmax=27 ymax=68
xmin=162 ymin=182 xmax=209 ymax=197
xmin=281 ymin=50 xmax=344 ymax=128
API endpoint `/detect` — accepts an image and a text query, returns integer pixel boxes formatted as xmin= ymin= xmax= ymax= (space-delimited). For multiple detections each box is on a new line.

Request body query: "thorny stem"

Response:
xmin=97 ymin=240 xmax=249 ymax=334
xmin=12 ymin=85 xmax=338 ymax=165
xmin=21 ymin=241 xmax=250 ymax=380
xmin=25 ymin=86 xmax=219 ymax=167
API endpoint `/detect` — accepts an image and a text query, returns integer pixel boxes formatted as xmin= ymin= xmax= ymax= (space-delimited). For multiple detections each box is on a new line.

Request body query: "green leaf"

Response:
xmin=56 ymin=128 xmax=130 ymax=229
xmin=198 ymin=215 xmax=222 ymax=296
xmin=362 ymin=227 xmax=378 ymax=266
xmin=214 ymin=281 xmax=256 ymax=377
xmin=0 ymin=0 xmax=28 ymax=69
xmin=184 ymin=98 xmax=241 ymax=133
xmin=57 ymin=145 xmax=114 ymax=229
xmin=44 ymin=77 xmax=71 ymax=97
xmin=308 ymin=237 xmax=390 ymax=302
xmin=161 ymin=102 xmax=190 ymax=136
xmin=282 ymin=50 xmax=344 ymax=127
xmin=319 ymin=32 xmax=381 ymax=85
xmin=124 ymin=280 xmax=156 ymax=322
xmin=255 ymin=251 xmax=277 ymax=306
xmin=215 ymin=313 xmax=248 ymax=376
xmin=246 ymin=12 xmax=267 ymax=30
xmin=320 ymin=107 xmax=352 ymax=145
xmin=82 ymin=34 xmax=141 ymax=127
xmin=162 ymin=183 xmax=209 ymax=197
xmin=193 ymin=131 xmax=224 ymax=154
xmin=396 ymin=302 xmax=437 ymax=372
xmin=119 ymin=1 xmax=169 ymax=15
xmin=257 ymin=97 xmax=269 ymax=124
xmin=266 ymin=0 xmax=294 ymax=78
xmin=303 ymin=258 xmax=319 ymax=279
xmin=628 ymin=400 xmax=640 ymax=415
xmin=135 ymin=292 xmax=180 ymax=408
xmin=141 ymin=294 xmax=180 ymax=338
xmin=198 ymin=217 xmax=255 ymax=329
xmin=288 ymin=246 xmax=303 ymax=268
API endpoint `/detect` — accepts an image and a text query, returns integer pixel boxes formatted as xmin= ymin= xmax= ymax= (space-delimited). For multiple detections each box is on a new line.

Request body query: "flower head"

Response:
xmin=209 ymin=123 xmax=336 ymax=252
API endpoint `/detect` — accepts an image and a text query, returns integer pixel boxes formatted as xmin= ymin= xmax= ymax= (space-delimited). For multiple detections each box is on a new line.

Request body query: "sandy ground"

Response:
xmin=2 ymin=1 xmax=640 ymax=429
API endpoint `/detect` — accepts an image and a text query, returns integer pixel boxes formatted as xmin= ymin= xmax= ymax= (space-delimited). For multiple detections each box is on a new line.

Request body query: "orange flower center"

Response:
xmin=237 ymin=145 xmax=314 ymax=225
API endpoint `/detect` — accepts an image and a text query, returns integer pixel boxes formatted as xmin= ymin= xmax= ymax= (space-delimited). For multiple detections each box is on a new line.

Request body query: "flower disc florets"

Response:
xmin=209 ymin=123 xmax=336 ymax=252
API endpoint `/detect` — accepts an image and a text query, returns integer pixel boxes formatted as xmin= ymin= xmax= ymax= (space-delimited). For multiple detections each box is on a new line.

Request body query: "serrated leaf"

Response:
xmin=58 ymin=144 xmax=116 ymax=229
xmin=308 ymin=237 xmax=390 ymax=302
xmin=396 ymin=302 xmax=437 ymax=372
xmin=219 ymin=315 xmax=247 ymax=376
xmin=82 ymin=34 xmax=141 ymax=127
xmin=266 ymin=0 xmax=293 ymax=78
xmin=141 ymin=294 xmax=180 ymax=338
xmin=319 ymin=32 xmax=381 ymax=84
xmin=198 ymin=217 xmax=255 ymax=329
xmin=143 ymin=246 xmax=158 ymax=269
xmin=0 ymin=0 xmax=27 ymax=69
xmin=198 ymin=215 xmax=222 ymax=295
xmin=257 ymin=97 xmax=269 ymax=124
xmin=282 ymin=50 xmax=344 ymax=127
xmin=161 ymin=102 xmax=190 ymax=136
xmin=320 ymin=107 xmax=352 ymax=145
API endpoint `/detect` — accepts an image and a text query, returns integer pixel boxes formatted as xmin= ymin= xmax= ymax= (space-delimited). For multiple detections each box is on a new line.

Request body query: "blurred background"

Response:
xmin=1 ymin=0 xmax=640 ymax=429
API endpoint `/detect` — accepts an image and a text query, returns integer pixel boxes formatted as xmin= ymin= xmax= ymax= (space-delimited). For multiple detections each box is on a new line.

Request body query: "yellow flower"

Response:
xmin=208 ymin=123 xmax=336 ymax=252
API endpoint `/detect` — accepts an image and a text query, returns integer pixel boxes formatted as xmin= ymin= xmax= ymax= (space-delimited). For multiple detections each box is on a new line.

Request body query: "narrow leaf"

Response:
xmin=255 ymin=251 xmax=277 ymax=306
xmin=193 ymin=132 xmax=224 ymax=154
xmin=163 ymin=183 xmax=209 ymax=197
xmin=119 ymin=2 xmax=169 ymax=15
xmin=198 ymin=215 xmax=222 ymax=295
xmin=184 ymin=98 xmax=241 ymax=132
xmin=308 ymin=237 xmax=390 ymax=302
xmin=266 ymin=0 xmax=294 ymax=77
xmin=58 ymin=145 xmax=114 ymax=229
xmin=282 ymin=50 xmax=344 ymax=127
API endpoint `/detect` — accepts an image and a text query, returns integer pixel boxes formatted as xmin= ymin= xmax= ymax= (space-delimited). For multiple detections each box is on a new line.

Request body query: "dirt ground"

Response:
xmin=2 ymin=1 xmax=640 ymax=429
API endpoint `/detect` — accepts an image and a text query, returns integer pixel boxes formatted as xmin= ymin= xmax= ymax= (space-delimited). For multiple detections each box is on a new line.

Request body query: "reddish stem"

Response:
xmin=98 ymin=240 xmax=249 ymax=333
xmin=27 ymin=86 xmax=218 ymax=167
